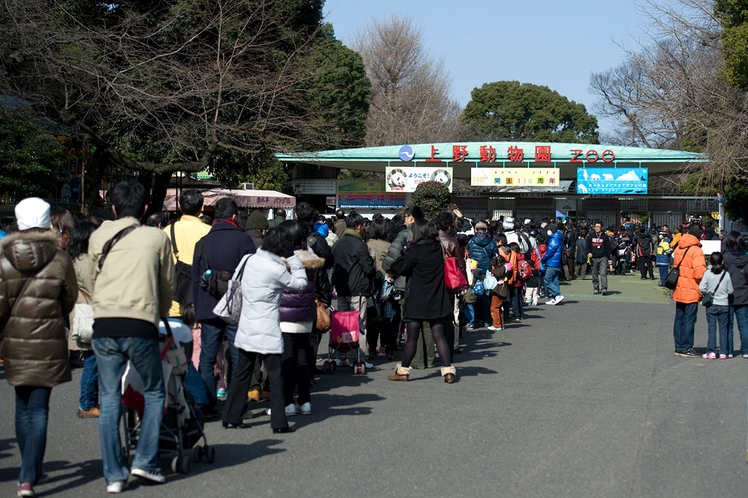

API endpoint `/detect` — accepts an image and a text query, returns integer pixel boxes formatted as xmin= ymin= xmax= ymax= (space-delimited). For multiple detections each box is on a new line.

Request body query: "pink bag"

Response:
xmin=330 ymin=310 xmax=360 ymax=344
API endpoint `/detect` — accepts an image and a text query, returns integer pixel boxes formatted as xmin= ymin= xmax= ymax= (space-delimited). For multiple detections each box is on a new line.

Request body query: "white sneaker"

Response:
xmin=285 ymin=403 xmax=299 ymax=416
xmin=554 ymin=295 xmax=565 ymax=305
xmin=130 ymin=468 xmax=165 ymax=484
xmin=107 ymin=481 xmax=128 ymax=494
xmin=298 ymin=402 xmax=311 ymax=415
xmin=545 ymin=297 xmax=557 ymax=305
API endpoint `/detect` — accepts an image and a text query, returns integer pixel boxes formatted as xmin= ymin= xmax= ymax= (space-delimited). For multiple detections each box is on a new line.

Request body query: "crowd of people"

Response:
xmin=1 ymin=182 xmax=747 ymax=496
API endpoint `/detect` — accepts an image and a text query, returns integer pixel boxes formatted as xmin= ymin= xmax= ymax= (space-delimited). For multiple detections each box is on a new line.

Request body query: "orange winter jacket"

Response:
xmin=671 ymin=234 xmax=706 ymax=304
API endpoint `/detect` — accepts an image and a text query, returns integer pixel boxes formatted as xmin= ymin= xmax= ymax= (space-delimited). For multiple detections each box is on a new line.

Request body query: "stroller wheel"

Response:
xmin=181 ymin=455 xmax=192 ymax=474
xmin=192 ymin=445 xmax=203 ymax=463
xmin=206 ymin=446 xmax=216 ymax=463
xmin=171 ymin=455 xmax=180 ymax=474
xmin=323 ymin=361 xmax=332 ymax=374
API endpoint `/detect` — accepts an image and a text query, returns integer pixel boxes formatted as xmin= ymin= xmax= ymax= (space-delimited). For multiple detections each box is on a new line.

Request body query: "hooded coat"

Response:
xmin=279 ymin=249 xmax=326 ymax=329
xmin=0 ymin=231 xmax=77 ymax=387
xmin=467 ymin=233 xmax=498 ymax=271
xmin=542 ymin=231 xmax=564 ymax=267
xmin=671 ymin=234 xmax=706 ymax=304
xmin=724 ymin=250 xmax=748 ymax=306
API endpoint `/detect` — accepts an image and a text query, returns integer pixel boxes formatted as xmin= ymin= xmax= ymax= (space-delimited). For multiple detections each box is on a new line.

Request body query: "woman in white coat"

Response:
xmin=222 ymin=225 xmax=308 ymax=432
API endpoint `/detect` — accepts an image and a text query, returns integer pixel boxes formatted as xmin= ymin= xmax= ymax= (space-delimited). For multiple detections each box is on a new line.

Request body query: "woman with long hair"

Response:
xmin=222 ymin=225 xmax=308 ymax=431
xmin=388 ymin=219 xmax=456 ymax=383
xmin=68 ymin=221 xmax=101 ymax=418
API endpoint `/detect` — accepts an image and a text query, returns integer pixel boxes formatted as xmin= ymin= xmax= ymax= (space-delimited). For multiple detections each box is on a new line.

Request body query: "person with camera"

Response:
xmin=192 ymin=198 xmax=256 ymax=412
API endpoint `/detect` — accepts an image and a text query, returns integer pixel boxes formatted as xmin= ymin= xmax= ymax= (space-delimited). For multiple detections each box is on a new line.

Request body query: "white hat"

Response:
xmin=15 ymin=197 xmax=51 ymax=231
xmin=524 ymin=218 xmax=531 ymax=225
xmin=503 ymin=216 xmax=514 ymax=231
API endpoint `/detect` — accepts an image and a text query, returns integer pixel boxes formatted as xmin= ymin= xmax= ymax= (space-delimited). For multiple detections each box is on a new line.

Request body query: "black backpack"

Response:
xmin=170 ymin=223 xmax=194 ymax=306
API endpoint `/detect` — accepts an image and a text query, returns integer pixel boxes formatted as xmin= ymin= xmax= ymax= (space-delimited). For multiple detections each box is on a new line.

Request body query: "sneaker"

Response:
xmin=729 ymin=354 xmax=734 ymax=358
xmin=554 ymin=295 xmax=565 ymax=305
xmin=487 ymin=326 xmax=502 ymax=331
xmin=601 ymin=290 xmax=608 ymax=296
xmin=674 ymin=348 xmax=700 ymax=358
xmin=364 ymin=361 xmax=373 ymax=369
xmin=702 ymin=352 xmax=717 ymax=360
xmin=545 ymin=297 xmax=557 ymax=305
xmin=216 ymin=388 xmax=227 ymax=400
xmin=130 ymin=468 xmax=165 ymax=484
xmin=593 ymin=289 xmax=600 ymax=295
xmin=743 ymin=354 xmax=748 ymax=359
xmin=720 ymin=354 xmax=728 ymax=360
xmin=265 ymin=408 xmax=272 ymax=416
xmin=77 ymin=407 xmax=100 ymax=418
xmin=298 ymin=402 xmax=311 ymax=415
xmin=285 ymin=403 xmax=299 ymax=416
xmin=377 ymin=347 xmax=386 ymax=357
xmin=107 ymin=481 xmax=128 ymax=494
xmin=18 ymin=483 xmax=34 ymax=497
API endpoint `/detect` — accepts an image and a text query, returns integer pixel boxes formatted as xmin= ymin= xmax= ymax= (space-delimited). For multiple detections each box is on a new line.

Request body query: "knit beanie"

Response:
xmin=15 ymin=197 xmax=51 ymax=231
xmin=503 ymin=217 xmax=514 ymax=231
xmin=245 ymin=210 xmax=268 ymax=230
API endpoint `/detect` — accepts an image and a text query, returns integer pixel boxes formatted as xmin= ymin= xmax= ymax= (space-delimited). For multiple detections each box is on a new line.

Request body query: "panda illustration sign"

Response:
xmin=385 ymin=167 xmax=454 ymax=193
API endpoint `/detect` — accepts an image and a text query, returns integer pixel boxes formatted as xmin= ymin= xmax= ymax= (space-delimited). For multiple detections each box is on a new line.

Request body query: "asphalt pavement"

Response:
xmin=1 ymin=272 xmax=747 ymax=498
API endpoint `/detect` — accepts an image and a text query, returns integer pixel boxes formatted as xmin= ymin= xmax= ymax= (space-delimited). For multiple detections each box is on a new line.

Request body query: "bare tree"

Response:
xmin=352 ymin=15 xmax=461 ymax=146
xmin=589 ymin=0 xmax=748 ymax=190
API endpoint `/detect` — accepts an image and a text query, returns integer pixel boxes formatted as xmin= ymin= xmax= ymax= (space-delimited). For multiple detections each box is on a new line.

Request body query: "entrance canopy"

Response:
xmin=276 ymin=142 xmax=705 ymax=181
xmin=164 ymin=188 xmax=295 ymax=211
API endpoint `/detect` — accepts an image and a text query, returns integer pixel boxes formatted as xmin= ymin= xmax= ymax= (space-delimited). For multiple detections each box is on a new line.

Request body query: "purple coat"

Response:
xmin=279 ymin=249 xmax=325 ymax=325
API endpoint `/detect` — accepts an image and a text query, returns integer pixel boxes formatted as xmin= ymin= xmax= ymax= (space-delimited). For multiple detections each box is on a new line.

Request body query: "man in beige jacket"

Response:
xmin=89 ymin=180 xmax=175 ymax=492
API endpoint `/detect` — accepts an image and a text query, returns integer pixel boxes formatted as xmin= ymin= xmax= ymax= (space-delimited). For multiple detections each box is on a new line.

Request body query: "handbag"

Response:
xmin=442 ymin=244 xmax=468 ymax=293
xmin=212 ymin=254 xmax=251 ymax=325
xmin=71 ymin=289 xmax=95 ymax=344
xmin=169 ymin=223 xmax=193 ymax=306
xmin=664 ymin=246 xmax=692 ymax=290
xmin=314 ymin=299 xmax=331 ymax=333
xmin=701 ymin=272 xmax=726 ymax=307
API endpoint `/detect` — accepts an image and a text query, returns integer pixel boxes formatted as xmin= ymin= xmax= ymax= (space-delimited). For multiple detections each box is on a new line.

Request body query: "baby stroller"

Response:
xmin=122 ymin=321 xmax=215 ymax=474
xmin=614 ymin=242 xmax=631 ymax=275
xmin=323 ymin=309 xmax=366 ymax=375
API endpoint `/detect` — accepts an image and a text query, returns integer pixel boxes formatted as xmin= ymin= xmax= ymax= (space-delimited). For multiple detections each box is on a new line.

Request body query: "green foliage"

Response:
xmin=461 ymin=81 xmax=599 ymax=143
xmin=715 ymin=0 xmax=748 ymax=90
xmin=409 ymin=181 xmax=453 ymax=219
xmin=724 ymin=178 xmax=748 ymax=222
xmin=0 ymin=113 xmax=63 ymax=200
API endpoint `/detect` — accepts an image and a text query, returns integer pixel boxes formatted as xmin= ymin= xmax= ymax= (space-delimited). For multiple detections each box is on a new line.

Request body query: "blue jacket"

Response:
xmin=542 ymin=231 xmax=564 ymax=268
xmin=467 ymin=233 xmax=498 ymax=271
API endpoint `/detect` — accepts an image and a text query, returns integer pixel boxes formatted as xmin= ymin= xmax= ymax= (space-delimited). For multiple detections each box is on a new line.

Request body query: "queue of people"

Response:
xmin=1 ymin=185 xmax=747 ymax=496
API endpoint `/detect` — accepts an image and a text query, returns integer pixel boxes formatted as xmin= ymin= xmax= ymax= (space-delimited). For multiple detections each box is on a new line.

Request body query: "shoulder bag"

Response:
xmin=701 ymin=271 xmax=726 ymax=307
xmin=213 ymin=254 xmax=251 ymax=325
xmin=169 ymin=223 xmax=193 ymax=306
xmin=442 ymin=243 xmax=468 ymax=293
xmin=71 ymin=289 xmax=95 ymax=344
xmin=664 ymin=246 xmax=692 ymax=290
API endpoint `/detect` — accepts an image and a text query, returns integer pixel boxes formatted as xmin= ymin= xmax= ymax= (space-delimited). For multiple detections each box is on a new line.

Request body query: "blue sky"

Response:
xmin=323 ymin=0 xmax=648 ymax=136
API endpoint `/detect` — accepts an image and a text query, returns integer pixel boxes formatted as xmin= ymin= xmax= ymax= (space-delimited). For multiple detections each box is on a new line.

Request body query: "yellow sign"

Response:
xmin=471 ymin=168 xmax=560 ymax=188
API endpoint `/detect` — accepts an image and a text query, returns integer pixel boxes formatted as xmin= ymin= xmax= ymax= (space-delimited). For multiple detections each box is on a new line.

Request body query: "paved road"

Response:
xmin=1 ymin=274 xmax=746 ymax=497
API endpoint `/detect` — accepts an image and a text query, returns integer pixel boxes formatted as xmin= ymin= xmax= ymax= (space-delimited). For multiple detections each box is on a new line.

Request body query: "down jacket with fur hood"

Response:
xmin=0 ymin=231 xmax=77 ymax=387
xmin=234 ymin=248 xmax=308 ymax=354
xmin=279 ymin=248 xmax=326 ymax=331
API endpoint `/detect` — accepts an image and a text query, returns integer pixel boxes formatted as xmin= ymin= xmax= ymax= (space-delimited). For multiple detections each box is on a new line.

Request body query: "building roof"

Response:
xmin=276 ymin=142 xmax=706 ymax=180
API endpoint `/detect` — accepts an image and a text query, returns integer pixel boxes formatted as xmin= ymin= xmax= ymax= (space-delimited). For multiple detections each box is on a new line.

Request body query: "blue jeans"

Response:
xmin=93 ymin=337 xmax=164 ymax=484
xmin=463 ymin=303 xmax=475 ymax=327
xmin=673 ymin=302 xmax=699 ymax=351
xmin=657 ymin=266 xmax=668 ymax=286
xmin=728 ymin=305 xmax=748 ymax=355
xmin=544 ymin=266 xmax=562 ymax=298
xmin=15 ymin=386 xmax=51 ymax=485
xmin=705 ymin=305 xmax=729 ymax=355
xmin=79 ymin=350 xmax=99 ymax=411
xmin=199 ymin=318 xmax=239 ymax=409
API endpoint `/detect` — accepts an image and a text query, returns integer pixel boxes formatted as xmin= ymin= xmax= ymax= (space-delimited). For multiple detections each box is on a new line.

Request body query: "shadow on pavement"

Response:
xmin=0 ymin=457 xmax=102 ymax=494
xmin=166 ymin=440 xmax=286 ymax=482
